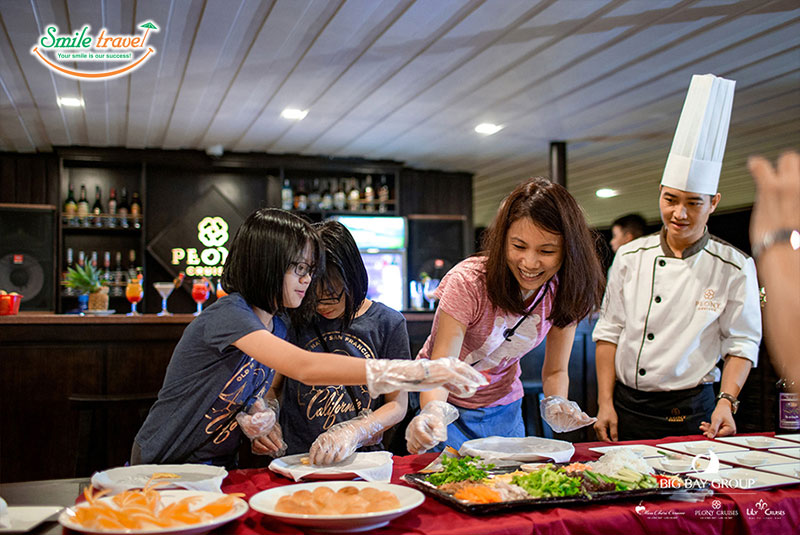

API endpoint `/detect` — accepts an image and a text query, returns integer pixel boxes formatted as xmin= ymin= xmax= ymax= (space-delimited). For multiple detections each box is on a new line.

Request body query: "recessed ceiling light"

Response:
xmin=281 ymin=108 xmax=308 ymax=120
xmin=474 ymin=123 xmax=503 ymax=135
xmin=57 ymin=97 xmax=84 ymax=107
xmin=595 ymin=188 xmax=618 ymax=198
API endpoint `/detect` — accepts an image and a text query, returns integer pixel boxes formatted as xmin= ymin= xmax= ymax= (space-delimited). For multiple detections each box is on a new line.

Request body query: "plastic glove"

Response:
xmin=252 ymin=421 xmax=287 ymax=457
xmin=365 ymin=356 xmax=488 ymax=398
xmin=405 ymin=400 xmax=459 ymax=454
xmin=236 ymin=397 xmax=279 ymax=440
xmin=308 ymin=409 xmax=384 ymax=465
xmin=540 ymin=395 xmax=597 ymax=433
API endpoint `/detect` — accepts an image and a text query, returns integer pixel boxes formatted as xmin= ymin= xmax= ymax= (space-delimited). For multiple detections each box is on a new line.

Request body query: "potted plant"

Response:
xmin=66 ymin=263 xmax=109 ymax=311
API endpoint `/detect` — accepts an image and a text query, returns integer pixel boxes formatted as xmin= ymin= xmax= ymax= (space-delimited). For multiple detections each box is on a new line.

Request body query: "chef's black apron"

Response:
xmin=613 ymin=382 xmax=715 ymax=440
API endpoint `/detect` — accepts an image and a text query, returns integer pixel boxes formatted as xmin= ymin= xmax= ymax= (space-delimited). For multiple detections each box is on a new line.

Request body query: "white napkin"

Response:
xmin=91 ymin=464 xmax=227 ymax=494
xmin=269 ymin=451 xmax=393 ymax=482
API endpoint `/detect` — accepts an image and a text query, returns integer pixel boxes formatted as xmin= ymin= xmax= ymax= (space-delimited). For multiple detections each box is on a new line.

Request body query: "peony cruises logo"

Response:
xmin=30 ymin=21 xmax=158 ymax=80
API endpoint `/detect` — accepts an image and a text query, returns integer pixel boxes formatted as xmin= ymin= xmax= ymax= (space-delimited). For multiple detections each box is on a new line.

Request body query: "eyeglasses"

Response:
xmin=289 ymin=261 xmax=315 ymax=278
xmin=318 ymin=288 xmax=345 ymax=305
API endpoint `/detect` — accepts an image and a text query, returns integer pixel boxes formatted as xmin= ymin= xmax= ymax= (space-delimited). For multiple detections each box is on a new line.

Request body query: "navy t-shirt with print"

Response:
xmin=280 ymin=301 xmax=411 ymax=455
xmin=133 ymin=293 xmax=285 ymax=465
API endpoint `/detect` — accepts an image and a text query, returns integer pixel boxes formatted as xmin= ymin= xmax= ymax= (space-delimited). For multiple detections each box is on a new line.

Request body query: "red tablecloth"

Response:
xmin=221 ymin=433 xmax=800 ymax=535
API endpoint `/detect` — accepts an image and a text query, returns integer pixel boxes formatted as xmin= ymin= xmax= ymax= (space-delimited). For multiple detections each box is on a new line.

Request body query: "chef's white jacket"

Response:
xmin=593 ymin=229 xmax=761 ymax=392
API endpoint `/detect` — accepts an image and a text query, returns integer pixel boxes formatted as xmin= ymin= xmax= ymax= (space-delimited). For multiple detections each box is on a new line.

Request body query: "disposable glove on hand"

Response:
xmin=309 ymin=409 xmax=384 ymax=465
xmin=236 ymin=397 xmax=279 ymax=439
xmin=405 ymin=400 xmax=459 ymax=454
xmin=251 ymin=422 xmax=287 ymax=457
xmin=540 ymin=395 xmax=597 ymax=433
xmin=365 ymin=356 xmax=488 ymax=398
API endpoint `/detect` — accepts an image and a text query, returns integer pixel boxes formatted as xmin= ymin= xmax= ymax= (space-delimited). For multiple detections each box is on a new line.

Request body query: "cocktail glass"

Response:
xmin=153 ymin=282 xmax=175 ymax=316
xmin=125 ymin=279 xmax=143 ymax=316
xmin=192 ymin=279 xmax=210 ymax=316
xmin=216 ymin=279 xmax=227 ymax=299
xmin=423 ymin=278 xmax=440 ymax=310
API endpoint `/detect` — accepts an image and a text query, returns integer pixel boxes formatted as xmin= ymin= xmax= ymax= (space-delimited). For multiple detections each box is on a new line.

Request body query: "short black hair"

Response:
xmin=314 ymin=220 xmax=368 ymax=330
xmin=221 ymin=208 xmax=322 ymax=316
xmin=612 ymin=213 xmax=647 ymax=239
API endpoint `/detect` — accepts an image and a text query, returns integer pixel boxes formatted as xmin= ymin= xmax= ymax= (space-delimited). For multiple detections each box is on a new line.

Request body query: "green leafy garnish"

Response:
xmin=511 ymin=466 xmax=583 ymax=498
xmin=425 ymin=456 xmax=495 ymax=486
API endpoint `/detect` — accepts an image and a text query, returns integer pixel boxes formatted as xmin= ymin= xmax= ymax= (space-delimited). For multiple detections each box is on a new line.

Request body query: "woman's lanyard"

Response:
xmin=503 ymin=280 xmax=552 ymax=342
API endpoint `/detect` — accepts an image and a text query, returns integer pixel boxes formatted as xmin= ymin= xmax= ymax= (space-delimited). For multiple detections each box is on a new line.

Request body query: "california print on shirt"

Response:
xmin=203 ymin=359 xmax=270 ymax=445
xmin=299 ymin=331 xmax=376 ymax=430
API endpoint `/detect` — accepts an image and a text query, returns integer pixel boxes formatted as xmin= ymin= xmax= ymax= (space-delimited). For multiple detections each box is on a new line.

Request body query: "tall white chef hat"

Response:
xmin=661 ymin=74 xmax=735 ymax=195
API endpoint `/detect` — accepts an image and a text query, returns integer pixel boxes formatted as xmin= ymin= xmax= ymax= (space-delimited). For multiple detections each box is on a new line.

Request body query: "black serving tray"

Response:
xmin=402 ymin=466 xmax=710 ymax=515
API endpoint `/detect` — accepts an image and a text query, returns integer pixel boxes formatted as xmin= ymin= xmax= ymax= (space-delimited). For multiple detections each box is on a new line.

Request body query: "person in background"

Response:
xmin=610 ymin=213 xmax=647 ymax=253
xmin=259 ymin=221 xmax=411 ymax=465
xmin=593 ymin=74 xmax=762 ymax=442
xmin=747 ymin=151 xmax=800 ymax=392
xmin=405 ymin=176 xmax=605 ymax=454
xmin=131 ymin=209 xmax=486 ymax=468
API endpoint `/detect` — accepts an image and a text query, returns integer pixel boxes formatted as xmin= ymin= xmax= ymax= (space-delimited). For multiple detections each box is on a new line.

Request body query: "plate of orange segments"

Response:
xmin=58 ymin=485 xmax=248 ymax=535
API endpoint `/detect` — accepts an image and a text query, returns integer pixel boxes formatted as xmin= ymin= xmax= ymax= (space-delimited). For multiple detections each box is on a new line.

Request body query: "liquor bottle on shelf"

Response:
xmin=320 ymin=179 xmax=333 ymax=210
xmin=363 ymin=175 xmax=375 ymax=212
xmin=333 ymin=179 xmax=346 ymax=211
xmin=92 ymin=186 xmax=104 ymax=227
xmin=90 ymin=251 xmax=98 ymax=270
xmin=777 ymin=377 xmax=799 ymax=432
xmin=118 ymin=187 xmax=130 ymax=229
xmin=127 ymin=249 xmax=138 ymax=280
xmin=102 ymin=251 xmax=113 ymax=288
xmin=107 ymin=188 xmax=118 ymax=228
xmin=378 ymin=175 xmax=390 ymax=213
xmin=281 ymin=179 xmax=293 ymax=210
xmin=111 ymin=251 xmax=124 ymax=297
xmin=77 ymin=184 xmax=90 ymax=227
xmin=63 ymin=184 xmax=78 ymax=226
xmin=294 ymin=180 xmax=308 ymax=211
xmin=347 ymin=179 xmax=360 ymax=212
xmin=308 ymin=178 xmax=321 ymax=211
xmin=130 ymin=191 xmax=142 ymax=229
xmin=63 ymin=247 xmax=75 ymax=296
xmin=77 ymin=250 xmax=86 ymax=268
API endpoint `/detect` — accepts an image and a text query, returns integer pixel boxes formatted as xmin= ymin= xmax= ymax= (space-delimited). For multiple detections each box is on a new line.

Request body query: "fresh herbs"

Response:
xmin=582 ymin=468 xmax=657 ymax=491
xmin=511 ymin=466 xmax=583 ymax=498
xmin=425 ymin=456 xmax=495 ymax=486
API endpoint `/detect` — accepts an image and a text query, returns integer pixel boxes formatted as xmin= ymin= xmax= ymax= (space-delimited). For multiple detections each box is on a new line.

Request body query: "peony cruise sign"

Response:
xmin=31 ymin=21 xmax=158 ymax=80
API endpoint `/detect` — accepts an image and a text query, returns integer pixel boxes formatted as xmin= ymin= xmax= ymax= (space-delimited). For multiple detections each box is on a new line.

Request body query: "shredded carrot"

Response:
xmin=453 ymin=485 xmax=502 ymax=504
xmin=564 ymin=462 xmax=593 ymax=473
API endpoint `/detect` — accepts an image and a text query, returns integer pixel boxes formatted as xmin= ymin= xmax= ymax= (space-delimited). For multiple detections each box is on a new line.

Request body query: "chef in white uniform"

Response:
xmin=592 ymin=74 xmax=762 ymax=441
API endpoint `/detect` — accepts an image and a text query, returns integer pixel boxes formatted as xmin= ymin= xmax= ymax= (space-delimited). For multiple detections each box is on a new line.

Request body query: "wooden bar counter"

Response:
xmin=0 ymin=311 xmax=435 ymax=483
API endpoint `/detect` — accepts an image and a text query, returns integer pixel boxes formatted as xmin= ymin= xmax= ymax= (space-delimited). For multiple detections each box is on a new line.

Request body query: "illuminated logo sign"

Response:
xmin=31 ymin=21 xmax=158 ymax=80
xmin=171 ymin=217 xmax=230 ymax=277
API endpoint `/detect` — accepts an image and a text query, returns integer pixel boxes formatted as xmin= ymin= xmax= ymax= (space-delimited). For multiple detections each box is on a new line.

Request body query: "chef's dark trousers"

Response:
xmin=614 ymin=382 xmax=715 ymax=440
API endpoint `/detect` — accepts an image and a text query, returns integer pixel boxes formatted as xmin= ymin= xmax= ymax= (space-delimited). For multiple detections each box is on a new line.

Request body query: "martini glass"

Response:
xmin=153 ymin=282 xmax=175 ymax=316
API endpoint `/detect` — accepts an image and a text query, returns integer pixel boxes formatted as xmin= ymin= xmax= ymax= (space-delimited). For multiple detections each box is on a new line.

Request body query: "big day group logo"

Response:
xmin=30 ymin=21 xmax=158 ymax=80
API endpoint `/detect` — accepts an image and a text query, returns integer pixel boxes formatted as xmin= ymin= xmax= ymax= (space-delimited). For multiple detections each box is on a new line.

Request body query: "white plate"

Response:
xmin=713 ymin=435 xmax=798 ymax=449
xmin=588 ymin=444 xmax=664 ymax=459
xmin=85 ymin=309 xmax=116 ymax=315
xmin=715 ymin=450 xmax=796 ymax=467
xmin=687 ymin=467 xmax=800 ymax=490
xmin=646 ymin=456 xmax=732 ymax=474
xmin=91 ymin=464 xmax=227 ymax=494
xmin=249 ymin=481 xmax=424 ymax=533
xmin=755 ymin=462 xmax=800 ymax=480
xmin=767 ymin=447 xmax=800 ymax=459
xmin=58 ymin=490 xmax=247 ymax=534
xmin=0 ymin=506 xmax=62 ymax=533
xmin=269 ymin=452 xmax=393 ymax=482
xmin=774 ymin=434 xmax=800 ymax=444
xmin=459 ymin=436 xmax=574 ymax=463
xmin=655 ymin=440 xmax=749 ymax=456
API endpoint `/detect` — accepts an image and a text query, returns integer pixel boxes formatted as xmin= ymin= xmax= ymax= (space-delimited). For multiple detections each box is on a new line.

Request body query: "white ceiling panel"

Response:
xmin=0 ymin=0 xmax=797 ymax=227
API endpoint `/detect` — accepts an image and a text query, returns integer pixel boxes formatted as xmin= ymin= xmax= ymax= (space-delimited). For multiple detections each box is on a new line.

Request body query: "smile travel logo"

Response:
xmin=31 ymin=21 xmax=158 ymax=80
